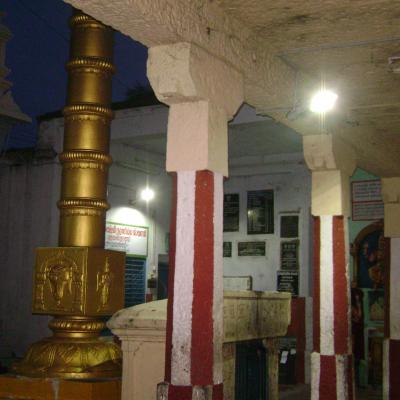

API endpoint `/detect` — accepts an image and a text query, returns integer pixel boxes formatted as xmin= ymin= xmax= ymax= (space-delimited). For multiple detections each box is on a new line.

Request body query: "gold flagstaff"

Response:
xmin=13 ymin=10 xmax=125 ymax=379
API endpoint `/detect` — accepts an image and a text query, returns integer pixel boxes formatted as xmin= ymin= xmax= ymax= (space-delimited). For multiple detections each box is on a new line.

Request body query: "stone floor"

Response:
xmin=279 ymin=385 xmax=382 ymax=400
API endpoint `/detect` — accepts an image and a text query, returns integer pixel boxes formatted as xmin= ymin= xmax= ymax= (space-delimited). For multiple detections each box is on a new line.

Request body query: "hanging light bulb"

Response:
xmin=310 ymin=89 xmax=338 ymax=113
xmin=140 ymin=187 xmax=155 ymax=202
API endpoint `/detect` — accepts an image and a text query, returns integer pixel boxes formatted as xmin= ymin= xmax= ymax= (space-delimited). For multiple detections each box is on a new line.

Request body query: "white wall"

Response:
xmin=107 ymin=161 xmax=172 ymax=285
xmin=223 ymin=153 xmax=311 ymax=295
xmin=0 ymin=161 xmax=60 ymax=357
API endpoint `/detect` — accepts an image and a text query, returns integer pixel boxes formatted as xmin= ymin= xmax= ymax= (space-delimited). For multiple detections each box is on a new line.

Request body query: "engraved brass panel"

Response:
xmin=33 ymin=247 xmax=125 ymax=317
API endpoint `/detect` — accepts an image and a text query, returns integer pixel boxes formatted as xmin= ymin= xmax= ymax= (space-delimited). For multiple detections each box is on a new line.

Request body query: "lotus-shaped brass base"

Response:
xmin=12 ymin=316 xmax=122 ymax=379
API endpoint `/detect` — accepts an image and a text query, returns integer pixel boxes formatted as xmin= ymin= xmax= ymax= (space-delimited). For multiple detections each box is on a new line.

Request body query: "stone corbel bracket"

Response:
xmin=147 ymin=42 xmax=244 ymax=176
xmin=303 ymin=134 xmax=356 ymax=216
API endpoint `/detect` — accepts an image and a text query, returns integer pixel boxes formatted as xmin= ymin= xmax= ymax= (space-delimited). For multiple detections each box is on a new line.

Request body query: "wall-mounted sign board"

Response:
xmin=105 ymin=221 xmax=148 ymax=257
xmin=280 ymin=241 xmax=299 ymax=270
xmin=247 ymin=190 xmax=274 ymax=234
xmin=280 ymin=215 xmax=299 ymax=238
xmin=277 ymin=271 xmax=299 ymax=297
xmin=238 ymin=241 xmax=266 ymax=256
xmin=352 ymin=180 xmax=384 ymax=221
xmin=223 ymin=241 xmax=232 ymax=257
xmin=223 ymin=193 xmax=240 ymax=232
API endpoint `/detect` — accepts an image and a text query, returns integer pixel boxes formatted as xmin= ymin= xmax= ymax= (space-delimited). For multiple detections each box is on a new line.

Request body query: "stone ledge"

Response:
xmin=108 ymin=290 xmax=291 ymax=342
xmin=0 ymin=375 xmax=121 ymax=400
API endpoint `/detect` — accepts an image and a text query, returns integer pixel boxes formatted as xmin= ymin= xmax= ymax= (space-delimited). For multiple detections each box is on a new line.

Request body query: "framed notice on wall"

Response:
xmin=223 ymin=193 xmax=240 ymax=232
xmin=280 ymin=215 xmax=299 ymax=238
xmin=223 ymin=242 xmax=232 ymax=257
xmin=247 ymin=190 xmax=274 ymax=234
xmin=352 ymin=180 xmax=384 ymax=221
xmin=277 ymin=271 xmax=299 ymax=297
xmin=280 ymin=241 xmax=299 ymax=270
xmin=105 ymin=221 xmax=148 ymax=257
xmin=238 ymin=241 xmax=266 ymax=256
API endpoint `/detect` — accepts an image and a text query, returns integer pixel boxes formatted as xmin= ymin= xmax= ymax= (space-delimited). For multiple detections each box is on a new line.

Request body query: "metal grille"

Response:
xmin=235 ymin=340 xmax=267 ymax=400
xmin=125 ymin=256 xmax=146 ymax=307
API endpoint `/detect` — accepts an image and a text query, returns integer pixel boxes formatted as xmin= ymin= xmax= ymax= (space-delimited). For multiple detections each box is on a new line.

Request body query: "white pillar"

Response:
xmin=304 ymin=135 xmax=356 ymax=400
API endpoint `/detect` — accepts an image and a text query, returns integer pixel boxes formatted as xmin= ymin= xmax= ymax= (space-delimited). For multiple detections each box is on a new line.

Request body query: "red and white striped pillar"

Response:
xmin=381 ymin=178 xmax=400 ymax=400
xmin=304 ymin=135 xmax=356 ymax=400
xmin=147 ymin=42 xmax=243 ymax=400
xmin=159 ymin=170 xmax=224 ymax=400
xmin=311 ymin=215 xmax=353 ymax=400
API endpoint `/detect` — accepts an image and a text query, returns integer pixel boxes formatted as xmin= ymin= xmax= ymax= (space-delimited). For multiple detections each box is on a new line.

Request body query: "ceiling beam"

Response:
xmin=269 ymin=110 xmax=400 ymax=178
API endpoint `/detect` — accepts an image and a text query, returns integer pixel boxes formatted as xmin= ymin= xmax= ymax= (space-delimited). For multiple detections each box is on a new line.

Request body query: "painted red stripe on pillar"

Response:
xmin=164 ymin=173 xmax=177 ymax=382
xmin=319 ymin=355 xmax=337 ymax=400
xmin=287 ymin=297 xmax=306 ymax=384
xmin=389 ymin=340 xmax=400 ymax=399
xmin=313 ymin=216 xmax=321 ymax=352
xmin=212 ymin=383 xmax=223 ymax=400
xmin=333 ymin=216 xmax=349 ymax=354
xmin=168 ymin=384 xmax=192 ymax=399
xmin=384 ymin=237 xmax=391 ymax=338
xmin=191 ymin=170 xmax=214 ymax=385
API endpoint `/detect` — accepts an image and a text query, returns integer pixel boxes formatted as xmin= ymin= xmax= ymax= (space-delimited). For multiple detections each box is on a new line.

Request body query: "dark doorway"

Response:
xmin=235 ymin=340 xmax=268 ymax=400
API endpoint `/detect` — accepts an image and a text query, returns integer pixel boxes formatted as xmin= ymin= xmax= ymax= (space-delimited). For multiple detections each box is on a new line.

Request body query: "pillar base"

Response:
xmin=12 ymin=317 xmax=122 ymax=379
xmin=311 ymin=353 xmax=354 ymax=400
xmin=0 ymin=374 xmax=121 ymax=400
xmin=157 ymin=382 xmax=223 ymax=400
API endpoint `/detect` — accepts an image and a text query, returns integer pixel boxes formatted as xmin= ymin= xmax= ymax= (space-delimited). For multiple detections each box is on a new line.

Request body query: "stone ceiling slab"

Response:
xmin=63 ymin=0 xmax=400 ymax=176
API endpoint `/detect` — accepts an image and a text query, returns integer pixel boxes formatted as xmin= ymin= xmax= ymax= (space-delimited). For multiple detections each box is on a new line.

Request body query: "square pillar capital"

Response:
xmin=304 ymin=135 xmax=356 ymax=217
xmin=147 ymin=42 xmax=244 ymax=176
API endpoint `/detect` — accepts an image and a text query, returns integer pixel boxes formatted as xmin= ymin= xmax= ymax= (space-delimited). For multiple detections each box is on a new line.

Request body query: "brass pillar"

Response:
xmin=13 ymin=11 xmax=125 ymax=379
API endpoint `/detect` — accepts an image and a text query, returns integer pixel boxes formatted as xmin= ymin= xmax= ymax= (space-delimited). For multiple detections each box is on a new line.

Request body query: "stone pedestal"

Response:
xmin=108 ymin=290 xmax=291 ymax=400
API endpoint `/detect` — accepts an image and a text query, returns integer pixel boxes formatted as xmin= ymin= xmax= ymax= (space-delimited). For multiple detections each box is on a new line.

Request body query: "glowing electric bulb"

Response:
xmin=140 ymin=187 xmax=155 ymax=202
xmin=310 ymin=90 xmax=338 ymax=113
